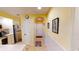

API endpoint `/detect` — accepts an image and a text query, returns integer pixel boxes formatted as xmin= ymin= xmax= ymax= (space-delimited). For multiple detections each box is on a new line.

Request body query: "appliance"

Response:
xmin=13 ymin=24 xmax=21 ymax=43
xmin=13 ymin=25 xmax=17 ymax=43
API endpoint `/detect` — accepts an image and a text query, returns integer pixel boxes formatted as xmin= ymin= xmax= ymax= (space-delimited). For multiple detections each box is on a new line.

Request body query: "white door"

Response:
xmin=23 ymin=19 xmax=31 ymax=44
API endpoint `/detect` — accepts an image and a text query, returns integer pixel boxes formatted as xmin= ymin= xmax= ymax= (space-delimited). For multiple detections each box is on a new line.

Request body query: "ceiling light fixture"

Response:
xmin=37 ymin=7 xmax=42 ymax=10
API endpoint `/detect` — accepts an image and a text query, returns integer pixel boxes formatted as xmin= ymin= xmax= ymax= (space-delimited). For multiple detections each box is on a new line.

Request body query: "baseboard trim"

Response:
xmin=47 ymin=33 xmax=66 ymax=51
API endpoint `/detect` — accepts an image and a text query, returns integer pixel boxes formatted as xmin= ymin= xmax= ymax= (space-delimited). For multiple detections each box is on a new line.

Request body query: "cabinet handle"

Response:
xmin=24 ymin=34 xmax=27 ymax=35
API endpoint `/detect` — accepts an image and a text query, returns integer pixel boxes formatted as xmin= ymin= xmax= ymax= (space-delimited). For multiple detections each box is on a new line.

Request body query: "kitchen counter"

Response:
xmin=0 ymin=36 xmax=7 ymax=39
xmin=0 ymin=36 xmax=7 ymax=44
xmin=0 ymin=33 xmax=14 ymax=45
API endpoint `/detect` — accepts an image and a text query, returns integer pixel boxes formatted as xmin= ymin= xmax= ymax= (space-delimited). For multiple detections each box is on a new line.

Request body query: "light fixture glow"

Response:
xmin=37 ymin=7 xmax=42 ymax=10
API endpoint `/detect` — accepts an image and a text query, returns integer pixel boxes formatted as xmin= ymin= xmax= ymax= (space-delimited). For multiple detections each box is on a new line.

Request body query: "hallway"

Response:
xmin=0 ymin=7 xmax=79 ymax=51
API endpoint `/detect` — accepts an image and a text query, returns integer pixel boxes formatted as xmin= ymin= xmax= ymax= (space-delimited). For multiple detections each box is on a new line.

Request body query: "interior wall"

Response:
xmin=45 ymin=7 xmax=75 ymax=50
xmin=0 ymin=17 xmax=13 ymax=34
xmin=72 ymin=8 xmax=79 ymax=50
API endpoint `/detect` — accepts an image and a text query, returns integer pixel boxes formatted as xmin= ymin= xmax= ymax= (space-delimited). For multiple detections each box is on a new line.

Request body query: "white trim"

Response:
xmin=47 ymin=33 xmax=66 ymax=51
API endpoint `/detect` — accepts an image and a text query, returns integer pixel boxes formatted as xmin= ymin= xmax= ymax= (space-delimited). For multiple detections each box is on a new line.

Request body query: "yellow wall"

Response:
xmin=0 ymin=11 xmax=17 ymax=20
xmin=28 ymin=14 xmax=47 ymax=23
xmin=46 ymin=7 xmax=75 ymax=50
xmin=0 ymin=11 xmax=21 ymax=25
xmin=20 ymin=14 xmax=47 ymax=26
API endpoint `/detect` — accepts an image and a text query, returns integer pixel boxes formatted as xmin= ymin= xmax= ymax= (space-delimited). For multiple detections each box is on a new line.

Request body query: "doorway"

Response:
xmin=35 ymin=17 xmax=45 ymax=47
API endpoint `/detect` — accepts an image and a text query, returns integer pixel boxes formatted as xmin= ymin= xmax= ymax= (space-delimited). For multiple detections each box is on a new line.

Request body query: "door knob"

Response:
xmin=24 ymin=34 xmax=27 ymax=35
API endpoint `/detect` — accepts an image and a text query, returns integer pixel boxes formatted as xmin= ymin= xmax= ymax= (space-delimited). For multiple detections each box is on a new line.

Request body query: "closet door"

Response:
xmin=23 ymin=19 xmax=32 ymax=44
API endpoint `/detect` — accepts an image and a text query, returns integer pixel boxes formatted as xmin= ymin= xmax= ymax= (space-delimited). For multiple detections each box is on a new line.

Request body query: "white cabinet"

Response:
xmin=16 ymin=31 xmax=22 ymax=42
xmin=0 ymin=34 xmax=14 ymax=45
xmin=6 ymin=34 xmax=14 ymax=44
xmin=0 ymin=37 xmax=7 ymax=45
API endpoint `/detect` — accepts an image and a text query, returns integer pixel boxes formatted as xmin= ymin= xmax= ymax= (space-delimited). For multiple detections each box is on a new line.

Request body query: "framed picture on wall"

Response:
xmin=52 ymin=17 xmax=59 ymax=34
xmin=47 ymin=22 xmax=50 ymax=29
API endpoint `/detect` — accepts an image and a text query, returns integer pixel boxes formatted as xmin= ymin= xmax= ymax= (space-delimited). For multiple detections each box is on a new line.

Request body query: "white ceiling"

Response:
xmin=0 ymin=7 xmax=50 ymax=16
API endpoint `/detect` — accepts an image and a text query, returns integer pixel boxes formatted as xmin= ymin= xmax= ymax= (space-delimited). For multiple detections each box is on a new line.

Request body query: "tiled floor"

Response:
xmin=23 ymin=37 xmax=47 ymax=51
xmin=0 ymin=42 xmax=25 ymax=51
xmin=0 ymin=35 xmax=64 ymax=51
